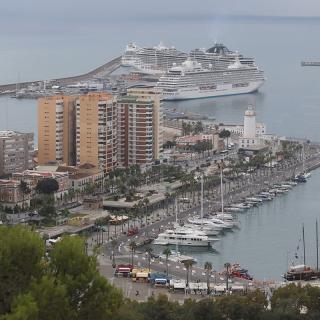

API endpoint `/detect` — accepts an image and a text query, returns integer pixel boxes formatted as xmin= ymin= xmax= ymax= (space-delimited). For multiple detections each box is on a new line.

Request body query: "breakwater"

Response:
xmin=0 ymin=56 xmax=121 ymax=93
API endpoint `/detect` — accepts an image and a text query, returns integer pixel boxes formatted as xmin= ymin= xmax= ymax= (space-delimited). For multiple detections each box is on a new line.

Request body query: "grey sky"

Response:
xmin=1 ymin=0 xmax=320 ymax=20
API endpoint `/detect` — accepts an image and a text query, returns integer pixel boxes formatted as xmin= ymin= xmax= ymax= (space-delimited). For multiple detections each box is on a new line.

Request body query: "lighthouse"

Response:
xmin=243 ymin=105 xmax=256 ymax=139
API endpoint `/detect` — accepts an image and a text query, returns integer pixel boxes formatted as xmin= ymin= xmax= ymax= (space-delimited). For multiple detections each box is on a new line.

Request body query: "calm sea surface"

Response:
xmin=1 ymin=17 xmax=320 ymax=279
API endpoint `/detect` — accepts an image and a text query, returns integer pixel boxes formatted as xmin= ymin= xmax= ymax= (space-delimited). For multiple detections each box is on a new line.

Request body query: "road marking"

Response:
xmin=159 ymin=262 xmax=163 ymax=265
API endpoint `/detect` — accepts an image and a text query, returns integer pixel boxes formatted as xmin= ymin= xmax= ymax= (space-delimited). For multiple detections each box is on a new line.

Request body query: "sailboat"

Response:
xmin=295 ymin=144 xmax=311 ymax=180
xmin=154 ymin=198 xmax=211 ymax=248
xmin=283 ymin=223 xmax=320 ymax=281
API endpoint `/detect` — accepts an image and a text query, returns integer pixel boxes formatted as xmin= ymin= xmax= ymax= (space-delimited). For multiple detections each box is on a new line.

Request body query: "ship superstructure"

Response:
xmin=122 ymin=42 xmax=257 ymax=74
xmin=121 ymin=42 xmax=188 ymax=74
xmin=156 ymin=58 xmax=265 ymax=100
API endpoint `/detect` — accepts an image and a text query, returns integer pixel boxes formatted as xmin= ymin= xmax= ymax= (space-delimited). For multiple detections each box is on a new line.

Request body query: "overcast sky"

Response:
xmin=1 ymin=0 xmax=320 ymax=20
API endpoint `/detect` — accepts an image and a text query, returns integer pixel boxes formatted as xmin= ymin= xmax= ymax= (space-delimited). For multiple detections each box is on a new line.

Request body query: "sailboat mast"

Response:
xmin=302 ymin=143 xmax=305 ymax=173
xmin=175 ymin=198 xmax=178 ymax=254
xmin=200 ymin=174 xmax=204 ymax=225
xmin=303 ymin=223 xmax=306 ymax=265
xmin=316 ymin=220 xmax=319 ymax=270
xmin=220 ymin=165 xmax=224 ymax=214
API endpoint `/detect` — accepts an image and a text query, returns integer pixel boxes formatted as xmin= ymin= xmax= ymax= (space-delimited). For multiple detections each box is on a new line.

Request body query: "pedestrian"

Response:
xmin=136 ymin=290 xmax=139 ymax=296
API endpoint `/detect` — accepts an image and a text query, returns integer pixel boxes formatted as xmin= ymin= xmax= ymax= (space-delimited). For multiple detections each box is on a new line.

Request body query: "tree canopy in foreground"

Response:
xmin=1 ymin=226 xmax=320 ymax=320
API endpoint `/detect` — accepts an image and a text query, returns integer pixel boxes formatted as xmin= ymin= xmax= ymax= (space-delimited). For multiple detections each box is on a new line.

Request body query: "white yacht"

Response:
xmin=160 ymin=250 xmax=197 ymax=263
xmin=207 ymin=217 xmax=234 ymax=229
xmin=188 ymin=217 xmax=227 ymax=231
xmin=156 ymin=58 xmax=265 ymax=100
xmin=246 ymin=197 xmax=263 ymax=203
xmin=214 ymin=213 xmax=240 ymax=228
xmin=153 ymin=229 xmax=212 ymax=247
xmin=183 ymin=223 xmax=220 ymax=236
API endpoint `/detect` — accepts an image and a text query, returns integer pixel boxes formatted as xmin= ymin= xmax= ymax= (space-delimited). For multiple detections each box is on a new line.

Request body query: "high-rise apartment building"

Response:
xmin=38 ymin=96 xmax=77 ymax=165
xmin=0 ymin=131 xmax=34 ymax=176
xmin=126 ymin=86 xmax=163 ymax=160
xmin=76 ymin=93 xmax=117 ymax=172
xmin=117 ymin=91 xmax=161 ymax=167
xmin=38 ymin=90 xmax=163 ymax=171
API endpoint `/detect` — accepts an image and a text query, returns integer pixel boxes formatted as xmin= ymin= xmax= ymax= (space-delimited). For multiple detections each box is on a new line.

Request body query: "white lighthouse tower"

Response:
xmin=243 ymin=105 xmax=256 ymax=139
xmin=240 ymin=105 xmax=261 ymax=149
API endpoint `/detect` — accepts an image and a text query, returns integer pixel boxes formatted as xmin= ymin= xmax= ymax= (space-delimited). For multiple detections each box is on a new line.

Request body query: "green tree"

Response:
xmin=3 ymin=293 xmax=39 ymax=320
xmin=204 ymin=261 xmax=213 ymax=294
xmin=6 ymin=276 xmax=72 ymax=320
xmin=193 ymin=121 xmax=204 ymax=134
xmin=219 ymin=129 xmax=231 ymax=147
xmin=187 ymin=299 xmax=223 ymax=320
xmin=50 ymin=236 xmax=122 ymax=320
xmin=19 ymin=181 xmax=31 ymax=211
xmin=129 ymin=241 xmax=137 ymax=267
xmin=36 ymin=178 xmax=59 ymax=195
xmin=224 ymin=262 xmax=231 ymax=294
xmin=215 ymin=294 xmax=265 ymax=320
xmin=183 ymin=259 xmax=196 ymax=286
xmin=146 ymin=247 xmax=153 ymax=270
xmin=162 ymin=248 xmax=171 ymax=276
xmin=0 ymin=226 xmax=45 ymax=314
xmin=271 ymin=283 xmax=308 ymax=315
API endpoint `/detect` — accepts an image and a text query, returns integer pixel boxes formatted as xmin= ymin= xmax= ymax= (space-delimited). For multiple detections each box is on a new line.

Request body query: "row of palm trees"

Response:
xmin=126 ymin=241 xmax=231 ymax=294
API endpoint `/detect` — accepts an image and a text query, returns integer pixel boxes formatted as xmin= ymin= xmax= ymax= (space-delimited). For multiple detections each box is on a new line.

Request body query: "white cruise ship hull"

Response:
xmin=161 ymin=80 xmax=264 ymax=101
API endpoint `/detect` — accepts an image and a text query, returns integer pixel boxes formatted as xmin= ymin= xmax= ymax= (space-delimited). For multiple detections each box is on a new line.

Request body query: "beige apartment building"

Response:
xmin=0 ymin=131 xmax=34 ymax=177
xmin=38 ymin=90 xmax=163 ymax=172
xmin=76 ymin=93 xmax=117 ymax=172
xmin=38 ymin=95 xmax=77 ymax=165
xmin=117 ymin=91 xmax=162 ymax=167
xmin=126 ymin=86 xmax=163 ymax=160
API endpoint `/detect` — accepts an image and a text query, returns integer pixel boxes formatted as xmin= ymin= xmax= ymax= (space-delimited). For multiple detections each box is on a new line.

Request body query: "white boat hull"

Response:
xmin=161 ymin=80 xmax=265 ymax=101
xmin=153 ymin=239 xmax=211 ymax=247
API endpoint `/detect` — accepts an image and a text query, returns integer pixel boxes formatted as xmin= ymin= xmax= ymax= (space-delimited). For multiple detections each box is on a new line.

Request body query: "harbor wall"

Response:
xmin=0 ymin=56 xmax=121 ymax=93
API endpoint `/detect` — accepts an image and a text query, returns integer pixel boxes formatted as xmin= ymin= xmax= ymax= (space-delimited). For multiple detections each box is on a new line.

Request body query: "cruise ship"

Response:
xmin=189 ymin=44 xmax=255 ymax=70
xmin=121 ymin=42 xmax=258 ymax=74
xmin=156 ymin=58 xmax=265 ymax=100
xmin=121 ymin=42 xmax=188 ymax=74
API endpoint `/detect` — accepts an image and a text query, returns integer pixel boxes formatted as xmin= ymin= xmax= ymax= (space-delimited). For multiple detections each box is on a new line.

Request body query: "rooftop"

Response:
xmin=0 ymin=130 xmax=32 ymax=138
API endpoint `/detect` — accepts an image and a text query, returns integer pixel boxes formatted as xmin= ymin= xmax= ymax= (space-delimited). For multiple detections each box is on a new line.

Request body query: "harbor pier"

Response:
xmin=0 ymin=56 xmax=121 ymax=93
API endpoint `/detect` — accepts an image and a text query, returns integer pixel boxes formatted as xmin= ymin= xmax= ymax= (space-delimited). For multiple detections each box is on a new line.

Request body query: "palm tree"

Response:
xmin=162 ymin=247 xmax=171 ymax=275
xmin=19 ymin=180 xmax=30 ymax=211
xmin=143 ymin=197 xmax=150 ymax=225
xmin=183 ymin=259 xmax=196 ymax=286
xmin=204 ymin=261 xmax=213 ymax=294
xmin=146 ymin=247 xmax=153 ymax=270
xmin=224 ymin=262 xmax=231 ymax=294
xmin=129 ymin=240 xmax=137 ymax=267
xmin=110 ymin=239 xmax=118 ymax=267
